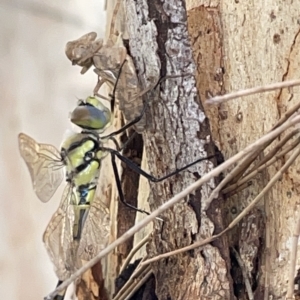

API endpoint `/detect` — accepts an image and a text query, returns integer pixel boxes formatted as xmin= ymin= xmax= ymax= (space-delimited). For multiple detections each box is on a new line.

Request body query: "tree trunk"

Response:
xmin=186 ymin=1 xmax=300 ymax=299
xmin=92 ymin=0 xmax=300 ymax=299
xmin=122 ymin=0 xmax=233 ymax=299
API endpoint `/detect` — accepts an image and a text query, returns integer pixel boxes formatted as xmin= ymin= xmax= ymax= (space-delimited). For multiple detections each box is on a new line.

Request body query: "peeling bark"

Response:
xmin=187 ymin=0 xmax=300 ymax=299
xmin=76 ymin=262 xmax=109 ymax=300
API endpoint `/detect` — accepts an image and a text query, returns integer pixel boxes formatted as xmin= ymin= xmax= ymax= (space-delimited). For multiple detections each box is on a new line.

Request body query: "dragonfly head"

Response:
xmin=70 ymin=96 xmax=111 ymax=131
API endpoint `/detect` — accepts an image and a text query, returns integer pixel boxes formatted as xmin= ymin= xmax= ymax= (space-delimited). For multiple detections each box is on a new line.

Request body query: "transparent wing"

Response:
xmin=18 ymin=133 xmax=64 ymax=202
xmin=43 ymin=185 xmax=81 ymax=280
xmin=77 ymin=194 xmax=110 ymax=261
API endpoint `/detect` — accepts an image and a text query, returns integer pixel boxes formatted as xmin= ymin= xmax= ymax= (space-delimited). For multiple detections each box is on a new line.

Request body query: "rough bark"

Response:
xmin=90 ymin=0 xmax=300 ymax=299
xmin=123 ymin=0 xmax=233 ymax=299
xmin=187 ymin=0 xmax=300 ymax=299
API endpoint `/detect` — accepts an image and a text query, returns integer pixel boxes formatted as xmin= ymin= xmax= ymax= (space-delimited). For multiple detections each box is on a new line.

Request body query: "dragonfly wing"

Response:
xmin=43 ymin=185 xmax=80 ymax=280
xmin=63 ymin=203 xmax=81 ymax=275
xmin=18 ymin=133 xmax=64 ymax=202
xmin=78 ymin=196 xmax=110 ymax=261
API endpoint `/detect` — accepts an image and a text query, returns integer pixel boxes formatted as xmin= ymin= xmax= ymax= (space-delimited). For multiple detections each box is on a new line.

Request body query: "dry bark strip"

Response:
xmin=187 ymin=1 xmax=300 ymax=299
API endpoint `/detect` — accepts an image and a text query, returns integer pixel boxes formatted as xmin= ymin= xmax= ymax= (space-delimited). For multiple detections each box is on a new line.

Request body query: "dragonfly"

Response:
xmin=18 ymin=130 xmax=111 ymax=299
xmin=19 ymin=61 xmax=215 ymax=299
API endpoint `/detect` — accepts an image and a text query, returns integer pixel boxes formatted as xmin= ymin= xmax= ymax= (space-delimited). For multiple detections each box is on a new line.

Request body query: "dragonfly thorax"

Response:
xmin=60 ymin=132 xmax=103 ymax=185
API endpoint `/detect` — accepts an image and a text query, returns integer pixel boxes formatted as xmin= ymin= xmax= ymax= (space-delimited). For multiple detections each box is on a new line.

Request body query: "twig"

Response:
xmin=123 ymin=269 xmax=152 ymax=300
xmin=113 ymin=261 xmax=144 ymax=300
xmin=264 ymin=177 xmax=270 ymax=300
xmin=286 ymin=216 xmax=300 ymax=299
xmin=44 ymin=113 xmax=300 ymax=300
xmin=230 ymin=102 xmax=300 ymax=185
xmin=141 ymin=146 xmax=300 ymax=266
xmin=246 ymin=129 xmax=300 ymax=173
xmin=120 ymin=233 xmax=152 ymax=274
xmin=271 ymin=101 xmax=300 ymax=131
xmin=205 ymin=150 xmax=258 ymax=208
xmin=223 ymin=136 xmax=300 ymax=195
xmin=231 ymin=248 xmax=254 ymax=300
xmin=114 ymin=257 xmax=148 ymax=300
xmin=113 ymin=263 xmax=151 ymax=300
xmin=206 ymin=79 xmax=300 ymax=105
xmin=208 ymin=110 xmax=300 ymax=205
xmin=141 ymin=231 xmax=227 ymax=266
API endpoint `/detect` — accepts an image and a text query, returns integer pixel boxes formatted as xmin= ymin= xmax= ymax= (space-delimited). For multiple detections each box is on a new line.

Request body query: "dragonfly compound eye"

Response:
xmin=70 ymin=101 xmax=111 ymax=131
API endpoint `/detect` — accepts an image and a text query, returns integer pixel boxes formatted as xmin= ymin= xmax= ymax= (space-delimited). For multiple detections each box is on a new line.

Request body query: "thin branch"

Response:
xmin=206 ymin=79 xmax=300 ymax=105
xmin=141 ymin=231 xmax=227 ymax=266
xmin=271 ymin=101 xmax=300 ymax=130
xmin=231 ymin=248 xmax=254 ymax=300
xmin=286 ymin=216 xmax=300 ymax=299
xmin=207 ymin=109 xmax=300 ymax=205
xmin=113 ymin=262 xmax=151 ymax=300
xmin=44 ymin=113 xmax=300 ymax=300
xmin=121 ymin=269 xmax=152 ymax=300
xmin=246 ymin=129 xmax=300 ymax=173
xmin=264 ymin=177 xmax=271 ymax=300
xmin=120 ymin=233 xmax=152 ymax=274
xmin=229 ymin=102 xmax=300 ymax=185
xmin=223 ymin=136 xmax=300 ymax=195
xmin=205 ymin=150 xmax=259 ymax=208
xmin=141 ymin=146 xmax=300 ymax=265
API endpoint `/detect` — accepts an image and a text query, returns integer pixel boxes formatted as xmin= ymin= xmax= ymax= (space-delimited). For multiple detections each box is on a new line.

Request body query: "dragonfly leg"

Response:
xmin=105 ymin=147 xmax=215 ymax=182
xmin=110 ymin=151 xmax=150 ymax=215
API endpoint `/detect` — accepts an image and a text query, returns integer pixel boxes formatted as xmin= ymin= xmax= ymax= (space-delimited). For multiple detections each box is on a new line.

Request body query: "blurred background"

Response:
xmin=0 ymin=0 xmax=107 ymax=299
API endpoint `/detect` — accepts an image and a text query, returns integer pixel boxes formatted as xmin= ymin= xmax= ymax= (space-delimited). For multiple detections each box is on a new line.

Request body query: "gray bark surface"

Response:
xmin=122 ymin=0 xmax=232 ymax=299
xmin=98 ymin=0 xmax=300 ymax=299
